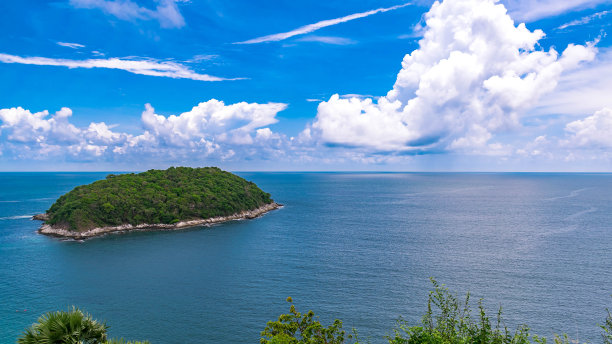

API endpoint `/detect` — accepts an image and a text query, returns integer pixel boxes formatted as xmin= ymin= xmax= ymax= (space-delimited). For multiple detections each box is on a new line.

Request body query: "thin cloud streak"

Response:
xmin=506 ymin=0 xmax=611 ymax=21
xmin=234 ymin=3 xmax=411 ymax=44
xmin=70 ymin=0 xmax=186 ymax=28
xmin=57 ymin=42 xmax=86 ymax=49
xmin=297 ymin=35 xmax=357 ymax=45
xmin=0 ymin=53 xmax=240 ymax=82
xmin=557 ymin=9 xmax=611 ymax=29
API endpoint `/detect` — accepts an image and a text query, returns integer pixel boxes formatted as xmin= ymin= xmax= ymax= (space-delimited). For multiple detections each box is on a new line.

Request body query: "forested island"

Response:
xmin=33 ymin=167 xmax=280 ymax=239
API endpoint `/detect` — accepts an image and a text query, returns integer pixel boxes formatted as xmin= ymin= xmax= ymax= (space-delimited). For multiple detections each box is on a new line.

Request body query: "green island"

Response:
xmin=33 ymin=167 xmax=280 ymax=239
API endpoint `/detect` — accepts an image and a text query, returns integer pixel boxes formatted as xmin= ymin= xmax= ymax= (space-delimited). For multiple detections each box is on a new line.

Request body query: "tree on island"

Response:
xmin=42 ymin=167 xmax=276 ymax=232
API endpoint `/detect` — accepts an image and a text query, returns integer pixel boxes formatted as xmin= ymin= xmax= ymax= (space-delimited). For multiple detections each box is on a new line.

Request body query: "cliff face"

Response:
xmin=35 ymin=167 xmax=278 ymax=235
xmin=32 ymin=214 xmax=49 ymax=221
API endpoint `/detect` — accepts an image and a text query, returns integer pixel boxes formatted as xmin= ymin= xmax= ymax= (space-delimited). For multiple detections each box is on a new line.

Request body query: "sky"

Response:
xmin=0 ymin=0 xmax=611 ymax=171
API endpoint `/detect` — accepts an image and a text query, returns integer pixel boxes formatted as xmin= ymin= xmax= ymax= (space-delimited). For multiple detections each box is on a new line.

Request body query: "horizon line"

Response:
xmin=1 ymin=170 xmax=611 ymax=174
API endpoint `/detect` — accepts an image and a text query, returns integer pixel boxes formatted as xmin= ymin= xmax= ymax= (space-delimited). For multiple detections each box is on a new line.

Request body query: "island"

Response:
xmin=33 ymin=167 xmax=281 ymax=239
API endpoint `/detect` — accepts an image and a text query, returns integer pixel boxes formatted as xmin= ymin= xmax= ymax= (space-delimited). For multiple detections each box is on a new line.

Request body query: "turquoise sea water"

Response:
xmin=0 ymin=172 xmax=611 ymax=343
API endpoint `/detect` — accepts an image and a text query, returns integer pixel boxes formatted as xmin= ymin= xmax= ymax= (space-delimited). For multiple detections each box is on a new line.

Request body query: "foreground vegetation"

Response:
xmin=44 ymin=167 xmax=274 ymax=231
xmin=262 ymin=280 xmax=612 ymax=344
xmin=18 ymin=281 xmax=612 ymax=343
xmin=17 ymin=307 xmax=148 ymax=344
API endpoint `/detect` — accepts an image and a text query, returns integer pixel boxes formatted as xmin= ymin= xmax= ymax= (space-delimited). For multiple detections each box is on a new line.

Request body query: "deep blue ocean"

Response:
xmin=1 ymin=173 xmax=611 ymax=343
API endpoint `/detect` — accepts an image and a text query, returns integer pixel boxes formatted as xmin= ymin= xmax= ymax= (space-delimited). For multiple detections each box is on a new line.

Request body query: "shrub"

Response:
xmin=602 ymin=307 xmax=612 ymax=344
xmin=18 ymin=307 xmax=108 ymax=344
xmin=260 ymin=297 xmax=358 ymax=344
xmin=387 ymin=279 xmax=534 ymax=344
xmin=17 ymin=307 xmax=148 ymax=344
xmin=263 ymin=280 xmax=611 ymax=344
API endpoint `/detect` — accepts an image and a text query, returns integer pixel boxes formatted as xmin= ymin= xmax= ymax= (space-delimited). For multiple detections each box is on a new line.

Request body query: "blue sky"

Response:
xmin=1 ymin=0 xmax=611 ymax=171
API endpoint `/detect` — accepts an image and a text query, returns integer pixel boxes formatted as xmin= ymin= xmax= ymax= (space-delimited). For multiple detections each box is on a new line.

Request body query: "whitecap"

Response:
xmin=544 ymin=188 xmax=590 ymax=201
xmin=0 ymin=215 xmax=34 ymax=220
xmin=565 ymin=207 xmax=597 ymax=221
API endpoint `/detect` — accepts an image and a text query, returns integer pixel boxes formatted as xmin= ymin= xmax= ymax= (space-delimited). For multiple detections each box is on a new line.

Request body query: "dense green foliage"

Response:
xmin=17 ymin=307 xmax=148 ymax=344
xmin=18 ymin=307 xmax=108 ymax=344
xmin=261 ymin=297 xmax=356 ymax=344
xmin=602 ymin=308 xmax=612 ymax=344
xmin=45 ymin=167 xmax=274 ymax=231
xmin=386 ymin=279 xmax=540 ymax=344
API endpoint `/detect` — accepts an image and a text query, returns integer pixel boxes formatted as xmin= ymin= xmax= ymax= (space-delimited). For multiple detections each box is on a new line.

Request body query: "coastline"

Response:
xmin=34 ymin=202 xmax=282 ymax=239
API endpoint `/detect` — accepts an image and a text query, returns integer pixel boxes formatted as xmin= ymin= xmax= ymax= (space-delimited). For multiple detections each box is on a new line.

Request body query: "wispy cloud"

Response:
xmin=184 ymin=54 xmax=219 ymax=63
xmin=532 ymin=48 xmax=612 ymax=116
xmin=557 ymin=9 xmax=611 ymax=29
xmin=339 ymin=94 xmax=376 ymax=99
xmin=57 ymin=42 xmax=86 ymax=49
xmin=70 ymin=0 xmax=185 ymax=28
xmin=507 ymin=0 xmax=611 ymax=22
xmin=0 ymin=53 xmax=239 ymax=81
xmin=234 ymin=3 xmax=410 ymax=44
xmin=296 ymin=36 xmax=357 ymax=45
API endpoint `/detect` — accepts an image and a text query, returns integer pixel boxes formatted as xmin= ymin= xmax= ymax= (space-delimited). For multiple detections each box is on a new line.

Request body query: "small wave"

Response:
xmin=544 ymin=188 xmax=590 ymax=201
xmin=403 ymin=186 xmax=491 ymax=197
xmin=0 ymin=215 xmax=34 ymax=220
xmin=565 ymin=207 xmax=597 ymax=221
xmin=0 ymin=198 xmax=54 ymax=203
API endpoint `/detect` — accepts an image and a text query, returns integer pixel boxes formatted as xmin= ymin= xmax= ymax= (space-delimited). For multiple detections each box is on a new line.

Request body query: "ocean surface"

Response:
xmin=0 ymin=172 xmax=611 ymax=343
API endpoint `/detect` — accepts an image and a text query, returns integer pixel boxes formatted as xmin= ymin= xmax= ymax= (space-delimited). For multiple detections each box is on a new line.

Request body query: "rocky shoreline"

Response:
xmin=33 ymin=202 xmax=282 ymax=240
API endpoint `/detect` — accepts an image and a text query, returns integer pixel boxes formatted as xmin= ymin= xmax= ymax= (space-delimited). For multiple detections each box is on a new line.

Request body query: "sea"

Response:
xmin=0 ymin=172 xmax=611 ymax=343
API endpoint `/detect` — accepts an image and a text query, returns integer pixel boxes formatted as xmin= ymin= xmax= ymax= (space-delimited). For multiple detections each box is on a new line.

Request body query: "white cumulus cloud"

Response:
xmin=563 ymin=107 xmax=612 ymax=148
xmin=0 ymin=107 xmax=82 ymax=145
xmin=141 ymin=100 xmax=287 ymax=146
xmin=532 ymin=47 xmax=612 ymax=117
xmin=0 ymin=101 xmax=287 ymax=162
xmin=306 ymin=0 xmax=597 ymax=153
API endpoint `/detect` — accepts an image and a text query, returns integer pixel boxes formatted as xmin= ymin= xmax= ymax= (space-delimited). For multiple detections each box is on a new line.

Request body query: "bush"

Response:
xmin=261 ymin=297 xmax=358 ymax=344
xmin=18 ymin=307 xmax=108 ymax=344
xmin=602 ymin=307 xmax=612 ymax=344
xmin=263 ymin=280 xmax=612 ymax=344
xmin=17 ymin=307 xmax=148 ymax=344
xmin=387 ymin=278 xmax=534 ymax=344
